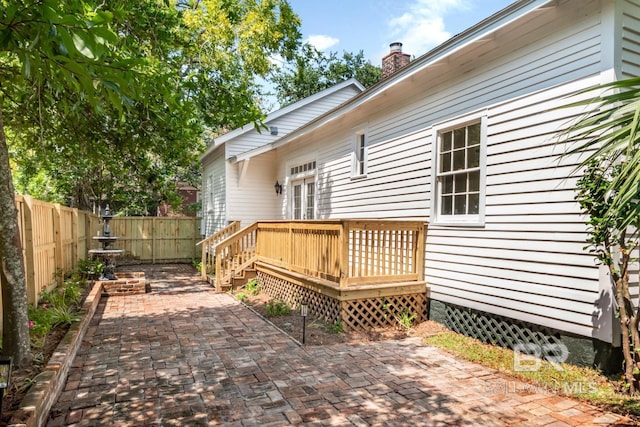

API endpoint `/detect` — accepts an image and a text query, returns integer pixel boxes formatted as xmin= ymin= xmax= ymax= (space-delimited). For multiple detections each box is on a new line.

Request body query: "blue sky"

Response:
xmin=287 ymin=0 xmax=515 ymax=64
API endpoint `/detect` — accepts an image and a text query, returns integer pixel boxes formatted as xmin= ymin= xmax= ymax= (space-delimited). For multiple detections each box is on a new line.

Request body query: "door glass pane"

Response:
xmin=306 ymin=182 xmax=315 ymax=220
xmin=293 ymin=184 xmax=302 ymax=219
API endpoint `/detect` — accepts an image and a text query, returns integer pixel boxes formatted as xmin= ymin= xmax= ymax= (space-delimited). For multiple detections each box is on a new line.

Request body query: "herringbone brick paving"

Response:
xmin=47 ymin=264 xmax=634 ymax=426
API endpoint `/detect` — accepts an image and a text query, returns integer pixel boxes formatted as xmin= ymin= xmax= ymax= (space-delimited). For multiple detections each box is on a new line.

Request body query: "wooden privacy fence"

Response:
xmin=108 ymin=217 xmax=201 ymax=263
xmin=8 ymin=195 xmax=102 ymax=306
xmin=1 ymin=196 xmax=202 ymax=312
xmin=206 ymin=220 xmax=426 ymax=291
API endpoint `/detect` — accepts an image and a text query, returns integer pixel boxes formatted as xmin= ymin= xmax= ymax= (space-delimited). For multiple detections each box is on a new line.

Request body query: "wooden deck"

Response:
xmin=200 ymin=220 xmax=427 ymax=329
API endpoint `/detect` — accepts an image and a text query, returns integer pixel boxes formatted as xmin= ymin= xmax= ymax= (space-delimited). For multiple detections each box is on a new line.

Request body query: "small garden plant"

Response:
xmin=28 ymin=272 xmax=88 ymax=351
xmin=265 ymin=299 xmax=291 ymax=317
xmin=328 ymin=320 xmax=344 ymax=334
xmin=245 ymin=279 xmax=261 ymax=296
xmin=395 ymin=309 xmax=417 ymax=330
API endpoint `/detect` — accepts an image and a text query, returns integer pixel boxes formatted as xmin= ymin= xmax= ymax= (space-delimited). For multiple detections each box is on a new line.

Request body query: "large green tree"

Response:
xmin=270 ymin=43 xmax=381 ymax=107
xmin=7 ymin=0 xmax=301 ymax=213
xmin=0 ymin=0 xmax=301 ymax=365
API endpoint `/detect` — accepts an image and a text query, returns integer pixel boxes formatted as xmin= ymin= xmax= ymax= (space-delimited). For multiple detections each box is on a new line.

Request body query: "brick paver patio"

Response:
xmin=47 ymin=264 xmax=633 ymax=426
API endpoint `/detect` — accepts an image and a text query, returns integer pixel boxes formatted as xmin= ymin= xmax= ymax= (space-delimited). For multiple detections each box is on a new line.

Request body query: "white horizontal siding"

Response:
xmin=270 ymin=0 xmax=617 ymax=340
xmin=226 ymin=86 xmax=360 ymax=158
xmin=201 ymin=148 xmax=226 ymax=236
xmin=227 ymin=151 xmax=279 ymax=227
xmin=621 ymin=0 xmax=640 ymax=77
xmin=428 ymin=77 xmax=607 ymax=339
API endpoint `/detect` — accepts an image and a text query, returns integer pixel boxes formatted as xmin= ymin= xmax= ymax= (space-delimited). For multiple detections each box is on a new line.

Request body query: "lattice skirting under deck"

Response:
xmin=257 ymin=271 xmax=427 ymax=331
xmin=440 ymin=302 xmax=562 ymax=350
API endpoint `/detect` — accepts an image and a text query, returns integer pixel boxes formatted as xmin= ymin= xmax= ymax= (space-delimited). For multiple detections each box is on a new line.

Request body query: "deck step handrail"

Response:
xmin=213 ymin=222 xmax=259 ymax=291
xmin=199 ymin=221 xmax=241 ymax=280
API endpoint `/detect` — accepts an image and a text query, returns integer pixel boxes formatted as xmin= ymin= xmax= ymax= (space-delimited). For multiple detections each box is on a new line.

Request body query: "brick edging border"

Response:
xmin=9 ymin=280 xmax=103 ymax=427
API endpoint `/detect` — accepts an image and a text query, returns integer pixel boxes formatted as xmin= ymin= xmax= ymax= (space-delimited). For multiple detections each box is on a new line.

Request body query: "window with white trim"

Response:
xmin=352 ymin=130 xmax=367 ymax=178
xmin=434 ymin=119 xmax=484 ymax=224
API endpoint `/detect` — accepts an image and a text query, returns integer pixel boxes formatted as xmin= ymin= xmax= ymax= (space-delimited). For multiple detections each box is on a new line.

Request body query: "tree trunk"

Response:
xmin=0 ymin=103 xmax=32 ymax=368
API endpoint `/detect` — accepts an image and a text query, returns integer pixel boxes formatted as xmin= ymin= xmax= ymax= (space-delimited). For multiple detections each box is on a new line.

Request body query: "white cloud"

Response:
xmin=306 ymin=34 xmax=340 ymax=51
xmin=385 ymin=0 xmax=470 ymax=57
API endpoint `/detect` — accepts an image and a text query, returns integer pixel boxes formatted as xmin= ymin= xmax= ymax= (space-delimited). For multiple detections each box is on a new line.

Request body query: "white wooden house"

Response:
xmin=200 ymin=78 xmax=365 ymax=236
xmin=202 ymin=0 xmax=639 ymax=366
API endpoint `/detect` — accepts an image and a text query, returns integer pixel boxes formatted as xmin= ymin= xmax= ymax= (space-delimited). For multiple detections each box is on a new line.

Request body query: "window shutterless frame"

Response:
xmin=432 ymin=113 xmax=487 ymax=226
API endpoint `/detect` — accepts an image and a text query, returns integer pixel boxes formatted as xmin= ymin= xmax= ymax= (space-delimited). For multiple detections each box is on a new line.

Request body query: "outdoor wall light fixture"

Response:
xmin=300 ymin=302 xmax=308 ymax=344
xmin=274 ymin=180 xmax=283 ymax=195
xmin=0 ymin=357 xmax=12 ymax=416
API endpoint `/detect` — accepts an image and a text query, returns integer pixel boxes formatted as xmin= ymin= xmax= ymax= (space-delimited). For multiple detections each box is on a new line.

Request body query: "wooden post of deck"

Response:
xmin=339 ymin=220 xmax=350 ymax=288
xmin=415 ymin=222 xmax=426 ymax=281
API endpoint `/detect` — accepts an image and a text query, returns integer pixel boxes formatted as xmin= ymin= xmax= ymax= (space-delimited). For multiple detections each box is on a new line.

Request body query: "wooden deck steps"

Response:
xmin=207 ymin=265 xmax=256 ymax=292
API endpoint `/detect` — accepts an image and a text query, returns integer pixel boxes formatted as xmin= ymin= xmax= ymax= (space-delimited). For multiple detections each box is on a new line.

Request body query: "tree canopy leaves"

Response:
xmin=269 ymin=43 xmax=381 ymax=107
xmin=3 ymin=0 xmax=302 ymax=213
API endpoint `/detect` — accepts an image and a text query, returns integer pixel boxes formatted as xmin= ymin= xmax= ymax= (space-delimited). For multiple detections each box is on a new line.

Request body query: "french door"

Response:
xmin=291 ymin=178 xmax=315 ymax=220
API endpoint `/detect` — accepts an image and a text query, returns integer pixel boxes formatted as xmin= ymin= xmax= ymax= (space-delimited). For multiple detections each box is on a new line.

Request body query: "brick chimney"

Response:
xmin=381 ymin=42 xmax=411 ymax=79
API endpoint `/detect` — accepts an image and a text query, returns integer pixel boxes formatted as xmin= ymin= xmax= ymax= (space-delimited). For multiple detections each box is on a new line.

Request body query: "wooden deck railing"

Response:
xmin=199 ymin=221 xmax=241 ymax=280
xmin=213 ymin=223 xmax=258 ymax=291
xmin=205 ymin=219 xmax=426 ymax=290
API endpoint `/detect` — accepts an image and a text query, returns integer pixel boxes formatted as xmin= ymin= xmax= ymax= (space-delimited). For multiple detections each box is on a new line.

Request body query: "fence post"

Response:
xmin=72 ymin=208 xmax=79 ymax=270
xmin=53 ymin=204 xmax=63 ymax=284
xmin=152 ymin=217 xmax=156 ymax=264
xmin=85 ymin=213 xmax=93 ymax=255
xmin=21 ymin=195 xmax=36 ymax=304
xmin=192 ymin=218 xmax=198 ymax=261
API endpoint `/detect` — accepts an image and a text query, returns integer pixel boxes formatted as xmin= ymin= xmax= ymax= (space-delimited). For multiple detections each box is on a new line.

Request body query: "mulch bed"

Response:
xmin=240 ymin=291 xmax=448 ymax=346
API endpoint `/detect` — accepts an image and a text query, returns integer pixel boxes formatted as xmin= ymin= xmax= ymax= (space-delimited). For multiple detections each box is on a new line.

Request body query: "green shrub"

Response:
xmin=328 ymin=320 xmax=344 ymax=334
xmin=235 ymin=292 xmax=248 ymax=301
xmin=265 ymin=300 xmax=291 ymax=317
xmin=245 ymin=279 xmax=261 ymax=296
xmin=77 ymin=258 xmax=102 ymax=278
xmin=395 ymin=309 xmax=417 ymax=329
xmin=49 ymin=306 xmax=80 ymax=327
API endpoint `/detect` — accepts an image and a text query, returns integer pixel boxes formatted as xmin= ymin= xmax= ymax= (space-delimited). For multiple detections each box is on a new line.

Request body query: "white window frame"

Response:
xmin=351 ymin=126 xmax=368 ymax=179
xmin=431 ymin=113 xmax=487 ymax=226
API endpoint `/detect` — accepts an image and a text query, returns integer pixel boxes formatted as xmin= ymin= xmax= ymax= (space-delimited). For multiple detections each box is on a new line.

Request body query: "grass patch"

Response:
xmin=424 ymin=332 xmax=640 ymax=416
